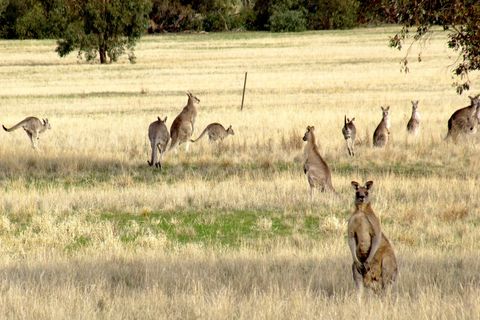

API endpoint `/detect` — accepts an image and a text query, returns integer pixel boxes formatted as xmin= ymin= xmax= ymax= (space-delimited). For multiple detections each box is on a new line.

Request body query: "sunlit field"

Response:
xmin=0 ymin=27 xmax=479 ymax=319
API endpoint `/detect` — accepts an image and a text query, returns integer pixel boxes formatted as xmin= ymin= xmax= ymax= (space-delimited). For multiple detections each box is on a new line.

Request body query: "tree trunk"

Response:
xmin=99 ymin=46 xmax=107 ymax=64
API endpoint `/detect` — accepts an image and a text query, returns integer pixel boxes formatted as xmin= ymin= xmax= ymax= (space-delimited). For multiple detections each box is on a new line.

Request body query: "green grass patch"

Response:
xmin=101 ymin=209 xmax=332 ymax=247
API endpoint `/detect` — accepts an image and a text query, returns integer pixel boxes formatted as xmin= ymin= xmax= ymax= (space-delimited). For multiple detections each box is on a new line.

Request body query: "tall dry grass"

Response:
xmin=0 ymin=27 xmax=479 ymax=318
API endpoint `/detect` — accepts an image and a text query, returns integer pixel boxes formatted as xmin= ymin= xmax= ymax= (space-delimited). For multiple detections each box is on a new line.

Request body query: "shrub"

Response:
xmin=269 ymin=8 xmax=307 ymax=32
xmin=306 ymin=0 xmax=359 ymax=30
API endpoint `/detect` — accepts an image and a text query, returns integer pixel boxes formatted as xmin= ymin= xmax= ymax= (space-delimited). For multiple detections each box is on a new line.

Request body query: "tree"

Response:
xmin=56 ymin=0 xmax=151 ymax=64
xmin=389 ymin=1 xmax=480 ymax=94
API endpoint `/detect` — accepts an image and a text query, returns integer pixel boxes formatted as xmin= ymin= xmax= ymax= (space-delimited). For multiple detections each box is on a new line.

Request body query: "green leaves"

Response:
xmin=57 ymin=0 xmax=151 ymax=64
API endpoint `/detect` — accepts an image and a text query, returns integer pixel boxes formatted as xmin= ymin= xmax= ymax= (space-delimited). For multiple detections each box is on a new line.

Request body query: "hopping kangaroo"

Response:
xmin=348 ymin=181 xmax=398 ymax=297
xmin=406 ymin=100 xmax=420 ymax=135
xmin=3 ymin=117 xmax=51 ymax=149
xmin=342 ymin=116 xmax=356 ymax=156
xmin=147 ymin=116 xmax=170 ymax=169
xmin=446 ymin=94 xmax=480 ymax=140
xmin=169 ymin=91 xmax=200 ymax=152
xmin=373 ymin=106 xmax=391 ymax=148
xmin=191 ymin=123 xmax=234 ymax=143
xmin=302 ymin=126 xmax=335 ymax=197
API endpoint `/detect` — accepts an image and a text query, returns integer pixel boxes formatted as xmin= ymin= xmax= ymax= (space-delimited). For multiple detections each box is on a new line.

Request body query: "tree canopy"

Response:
xmin=389 ymin=1 xmax=480 ymax=94
xmin=56 ymin=0 xmax=151 ymax=64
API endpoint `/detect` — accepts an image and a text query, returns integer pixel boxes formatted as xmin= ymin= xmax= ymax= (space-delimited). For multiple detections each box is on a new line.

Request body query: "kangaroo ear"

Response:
xmin=351 ymin=181 xmax=359 ymax=190
xmin=351 ymin=117 xmax=355 ymax=122
xmin=164 ymin=116 xmax=168 ymax=122
xmin=365 ymin=181 xmax=374 ymax=190
xmin=386 ymin=106 xmax=390 ymax=111
xmin=186 ymin=91 xmax=191 ymax=97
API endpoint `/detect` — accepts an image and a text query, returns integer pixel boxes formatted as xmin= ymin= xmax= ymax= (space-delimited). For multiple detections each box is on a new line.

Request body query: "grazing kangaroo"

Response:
xmin=406 ymin=100 xmax=420 ymax=135
xmin=191 ymin=123 xmax=234 ymax=143
xmin=373 ymin=106 xmax=390 ymax=148
xmin=147 ymin=116 xmax=170 ymax=169
xmin=302 ymin=126 xmax=335 ymax=197
xmin=169 ymin=91 xmax=200 ymax=152
xmin=348 ymin=180 xmax=398 ymax=297
xmin=446 ymin=94 xmax=480 ymax=140
xmin=3 ymin=117 xmax=51 ymax=149
xmin=342 ymin=115 xmax=356 ymax=156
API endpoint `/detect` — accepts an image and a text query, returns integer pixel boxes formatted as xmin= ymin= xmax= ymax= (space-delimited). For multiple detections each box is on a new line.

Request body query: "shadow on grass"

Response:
xmin=0 ymin=254 xmax=478 ymax=298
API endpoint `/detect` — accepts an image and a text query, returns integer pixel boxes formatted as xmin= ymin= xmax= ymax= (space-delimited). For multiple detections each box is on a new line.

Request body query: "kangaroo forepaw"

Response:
xmin=155 ymin=162 xmax=162 ymax=169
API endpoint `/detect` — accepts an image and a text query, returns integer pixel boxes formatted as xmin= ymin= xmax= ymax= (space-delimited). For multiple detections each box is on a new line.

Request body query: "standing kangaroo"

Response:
xmin=3 ymin=117 xmax=51 ymax=149
xmin=406 ymin=100 xmax=420 ymax=136
xmin=342 ymin=116 xmax=356 ymax=156
xmin=446 ymin=94 xmax=480 ymax=140
xmin=147 ymin=116 xmax=170 ymax=169
xmin=169 ymin=91 xmax=200 ymax=152
xmin=190 ymin=123 xmax=234 ymax=143
xmin=348 ymin=180 xmax=398 ymax=297
xmin=302 ymin=126 xmax=335 ymax=197
xmin=373 ymin=106 xmax=390 ymax=148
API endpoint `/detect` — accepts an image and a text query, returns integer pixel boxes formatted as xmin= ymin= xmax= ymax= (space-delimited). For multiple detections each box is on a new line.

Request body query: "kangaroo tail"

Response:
xmin=3 ymin=119 xmax=27 ymax=132
xmin=190 ymin=127 xmax=208 ymax=143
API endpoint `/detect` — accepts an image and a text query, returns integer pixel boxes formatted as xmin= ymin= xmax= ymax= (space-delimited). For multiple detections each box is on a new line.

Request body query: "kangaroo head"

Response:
xmin=351 ymin=180 xmax=373 ymax=205
xmin=43 ymin=118 xmax=51 ymax=129
xmin=469 ymin=94 xmax=480 ymax=111
xmin=381 ymin=106 xmax=390 ymax=119
xmin=345 ymin=116 xmax=355 ymax=125
xmin=227 ymin=125 xmax=234 ymax=135
xmin=411 ymin=100 xmax=419 ymax=111
xmin=186 ymin=91 xmax=200 ymax=104
xmin=303 ymin=125 xmax=315 ymax=142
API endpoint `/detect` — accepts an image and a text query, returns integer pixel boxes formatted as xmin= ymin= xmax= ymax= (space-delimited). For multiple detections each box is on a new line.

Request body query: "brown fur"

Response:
xmin=302 ymin=126 xmax=335 ymax=197
xmin=147 ymin=116 xmax=170 ymax=169
xmin=348 ymin=181 xmax=398 ymax=295
xmin=3 ymin=116 xmax=51 ymax=149
xmin=373 ymin=106 xmax=390 ymax=148
xmin=190 ymin=123 xmax=234 ymax=143
xmin=406 ymin=100 xmax=420 ymax=135
xmin=169 ymin=91 xmax=200 ymax=151
xmin=446 ymin=94 xmax=479 ymax=140
xmin=342 ymin=115 xmax=356 ymax=156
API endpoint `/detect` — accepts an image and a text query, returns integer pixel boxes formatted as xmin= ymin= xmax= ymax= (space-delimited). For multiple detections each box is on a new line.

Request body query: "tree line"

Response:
xmin=0 ymin=0 xmax=478 ymax=95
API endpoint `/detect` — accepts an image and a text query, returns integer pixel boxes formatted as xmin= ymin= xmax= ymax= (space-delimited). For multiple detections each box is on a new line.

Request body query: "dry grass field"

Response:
xmin=0 ymin=27 xmax=479 ymax=319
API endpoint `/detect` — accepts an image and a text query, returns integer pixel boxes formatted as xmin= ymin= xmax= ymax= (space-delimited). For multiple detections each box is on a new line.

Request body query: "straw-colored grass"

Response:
xmin=0 ymin=27 xmax=479 ymax=319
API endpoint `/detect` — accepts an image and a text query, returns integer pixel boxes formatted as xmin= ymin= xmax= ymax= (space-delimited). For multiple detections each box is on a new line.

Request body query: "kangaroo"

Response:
xmin=348 ymin=180 xmax=398 ymax=297
xmin=342 ymin=116 xmax=356 ymax=156
xmin=303 ymin=126 xmax=335 ymax=197
xmin=190 ymin=123 xmax=234 ymax=143
xmin=147 ymin=116 xmax=170 ymax=169
xmin=373 ymin=106 xmax=390 ymax=148
xmin=169 ymin=91 xmax=200 ymax=152
xmin=406 ymin=100 xmax=420 ymax=135
xmin=446 ymin=94 xmax=480 ymax=140
xmin=3 ymin=117 xmax=51 ymax=149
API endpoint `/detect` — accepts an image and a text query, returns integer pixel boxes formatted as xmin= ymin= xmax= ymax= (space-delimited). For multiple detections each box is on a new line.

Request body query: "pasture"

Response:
xmin=0 ymin=27 xmax=479 ymax=319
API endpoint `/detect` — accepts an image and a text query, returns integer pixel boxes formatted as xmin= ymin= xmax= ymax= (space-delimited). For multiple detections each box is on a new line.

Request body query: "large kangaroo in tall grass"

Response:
xmin=446 ymin=94 xmax=480 ymax=140
xmin=169 ymin=91 xmax=200 ymax=152
xmin=348 ymin=180 xmax=398 ymax=297
xmin=302 ymin=125 xmax=335 ymax=197
xmin=3 ymin=117 xmax=51 ymax=149
xmin=147 ymin=116 xmax=170 ymax=169
xmin=373 ymin=106 xmax=391 ymax=148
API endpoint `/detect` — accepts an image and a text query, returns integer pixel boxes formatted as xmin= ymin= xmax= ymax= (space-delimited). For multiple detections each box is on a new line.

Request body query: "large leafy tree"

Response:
xmin=389 ymin=1 xmax=480 ymax=94
xmin=56 ymin=0 xmax=151 ymax=64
